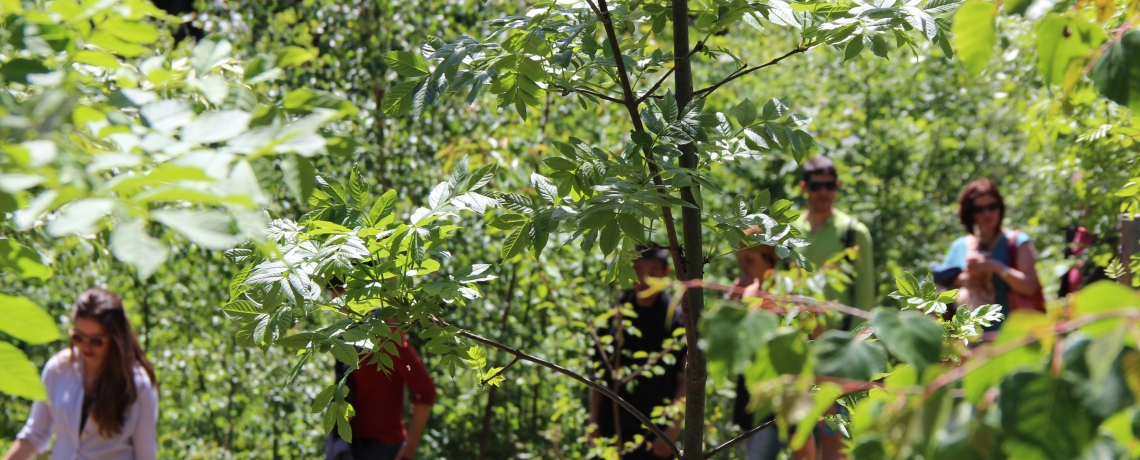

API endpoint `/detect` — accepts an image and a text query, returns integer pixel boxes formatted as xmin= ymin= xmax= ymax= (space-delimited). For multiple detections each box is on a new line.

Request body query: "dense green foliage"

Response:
xmin=1 ymin=0 xmax=1139 ymax=458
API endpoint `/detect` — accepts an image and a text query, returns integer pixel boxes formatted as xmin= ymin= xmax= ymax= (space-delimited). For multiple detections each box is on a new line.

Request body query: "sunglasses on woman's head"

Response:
xmin=70 ymin=332 xmax=107 ymax=348
xmin=973 ymin=202 xmax=1001 ymax=214
xmin=807 ymin=180 xmax=838 ymax=192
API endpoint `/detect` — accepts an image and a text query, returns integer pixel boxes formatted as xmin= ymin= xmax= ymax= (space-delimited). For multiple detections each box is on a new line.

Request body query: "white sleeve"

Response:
xmin=131 ymin=374 xmax=160 ymax=460
xmin=15 ymin=357 xmax=58 ymax=454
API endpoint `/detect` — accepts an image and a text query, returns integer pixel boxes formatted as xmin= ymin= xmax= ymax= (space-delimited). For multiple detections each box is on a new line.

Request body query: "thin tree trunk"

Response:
xmin=671 ymin=2 xmax=708 ymax=459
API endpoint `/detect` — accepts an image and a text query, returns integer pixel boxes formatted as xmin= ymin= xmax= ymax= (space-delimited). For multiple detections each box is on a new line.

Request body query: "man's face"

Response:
xmin=801 ymin=172 xmax=838 ymax=213
xmin=735 ymin=246 xmax=774 ymax=280
xmin=633 ymin=258 xmax=669 ymax=292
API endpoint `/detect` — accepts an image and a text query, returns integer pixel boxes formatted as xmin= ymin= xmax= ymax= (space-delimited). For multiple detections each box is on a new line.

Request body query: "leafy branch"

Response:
xmin=442 ymin=317 xmax=683 ymax=458
xmin=693 ymin=45 xmax=810 ymax=98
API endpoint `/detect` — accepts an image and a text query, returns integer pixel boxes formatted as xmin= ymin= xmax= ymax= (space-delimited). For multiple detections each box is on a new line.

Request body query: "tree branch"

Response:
xmin=703 ymin=419 xmax=775 ymax=459
xmin=693 ymin=46 xmax=808 ymax=98
xmin=555 ymin=84 xmax=626 ymax=104
xmin=590 ymin=0 xmax=684 ymax=273
xmin=480 ymin=355 xmax=521 ymax=386
xmin=637 ymin=39 xmax=704 ymax=104
xmin=451 ymin=324 xmax=682 ymax=458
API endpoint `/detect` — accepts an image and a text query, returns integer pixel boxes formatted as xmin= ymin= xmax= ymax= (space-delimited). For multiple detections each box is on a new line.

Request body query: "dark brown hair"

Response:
xmin=70 ymin=288 xmax=157 ymax=438
xmin=957 ymin=178 xmax=1005 ymax=233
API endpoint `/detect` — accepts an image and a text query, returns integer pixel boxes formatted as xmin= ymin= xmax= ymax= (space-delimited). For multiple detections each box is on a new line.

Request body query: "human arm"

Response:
xmin=391 ymin=336 xmax=436 ymax=460
xmin=998 ymin=239 xmax=1041 ymax=295
xmin=397 ymin=403 xmax=432 ymax=460
xmin=131 ymin=375 xmax=160 ymax=460
xmin=2 ymin=440 xmax=39 ymax=460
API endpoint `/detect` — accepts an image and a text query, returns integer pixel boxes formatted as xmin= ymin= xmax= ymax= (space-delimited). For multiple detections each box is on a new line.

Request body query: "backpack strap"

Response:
xmin=1006 ymin=230 xmax=1020 ymax=270
xmin=843 ymin=217 xmax=857 ymax=330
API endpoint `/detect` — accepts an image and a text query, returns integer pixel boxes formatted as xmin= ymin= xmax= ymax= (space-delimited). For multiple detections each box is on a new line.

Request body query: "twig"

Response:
xmin=693 ymin=46 xmax=808 ymax=98
xmin=703 ymin=419 xmax=774 ymax=459
xmin=678 ymin=279 xmax=873 ymax=320
xmin=556 ymin=85 xmax=626 ymax=104
xmin=480 ymin=355 xmax=521 ymax=386
xmin=446 ymin=321 xmax=682 ymax=458
xmin=637 ymin=39 xmax=704 ymax=104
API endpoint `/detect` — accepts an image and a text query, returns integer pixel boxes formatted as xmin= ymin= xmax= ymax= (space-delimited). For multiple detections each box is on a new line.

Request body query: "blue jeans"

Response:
xmin=325 ymin=433 xmax=401 ymax=460
xmin=746 ymin=427 xmax=782 ymax=460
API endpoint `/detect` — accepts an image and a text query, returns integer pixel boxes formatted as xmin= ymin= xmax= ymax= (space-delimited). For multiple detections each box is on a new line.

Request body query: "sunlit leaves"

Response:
xmin=1035 ymin=15 xmax=1107 ymax=91
xmin=870 ymin=309 xmax=943 ymax=374
xmin=0 ymin=294 xmax=61 ymax=345
xmin=0 ymin=342 xmax=46 ymax=400
xmin=951 ymin=0 xmax=997 ymax=77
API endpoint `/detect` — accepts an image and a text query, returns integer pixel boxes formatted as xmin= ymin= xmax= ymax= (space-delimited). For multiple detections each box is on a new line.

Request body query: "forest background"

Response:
xmin=0 ymin=0 xmax=1137 ymax=457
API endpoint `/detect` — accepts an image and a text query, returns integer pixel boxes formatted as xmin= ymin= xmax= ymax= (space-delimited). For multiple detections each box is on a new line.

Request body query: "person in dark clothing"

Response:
xmin=588 ymin=246 xmax=686 ymax=459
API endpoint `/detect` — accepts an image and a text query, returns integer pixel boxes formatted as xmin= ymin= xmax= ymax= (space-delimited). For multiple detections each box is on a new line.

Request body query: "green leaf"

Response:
xmin=896 ymin=272 xmax=920 ymax=297
xmin=73 ymin=50 xmax=121 ymax=69
xmin=191 ymin=39 xmax=233 ymax=74
xmin=152 ymin=210 xmax=242 ymax=250
xmin=1035 ymin=15 xmax=1108 ymax=87
xmin=0 ymin=342 xmax=46 ymax=400
xmin=999 ymin=372 xmax=1097 ymax=460
xmin=383 ymin=51 xmax=430 ymax=78
xmin=0 ymin=294 xmax=60 ymax=344
xmin=844 ymin=36 xmax=865 ymax=62
xmin=0 ymin=58 xmax=50 ymax=85
xmin=1003 ymin=0 xmax=1031 ymax=15
xmin=813 ymin=330 xmax=887 ymax=381
xmin=182 ymin=110 xmax=252 ymax=144
xmin=330 ymin=340 xmax=360 ymax=369
xmin=0 ymin=238 xmax=51 ymax=281
xmin=381 ymin=79 xmax=422 ymax=117
xmin=732 ymin=99 xmax=757 ymax=126
xmin=280 ymin=154 xmax=317 ymax=203
xmin=1073 ymin=281 xmax=1140 ymax=336
xmin=47 ymin=198 xmax=114 ymax=237
xmin=599 ymin=221 xmax=621 ymax=256
xmin=110 ymin=219 xmax=168 ymax=279
xmin=870 ymin=309 xmax=943 ymax=374
xmin=501 ymin=223 xmax=532 ymax=259
xmin=703 ymin=306 xmax=778 ymax=375
xmin=951 ymin=0 xmax=997 ymax=78
xmin=768 ymin=331 xmax=809 ymax=375
xmin=870 ymin=35 xmax=890 ymax=58
xmin=753 ymin=189 xmax=771 ymax=211
xmin=1092 ymin=29 xmax=1140 ymax=113
xmin=108 ymin=19 xmax=160 ymax=44
xmin=276 ymin=46 xmax=315 ymax=68
xmin=368 ymin=190 xmax=399 ymax=224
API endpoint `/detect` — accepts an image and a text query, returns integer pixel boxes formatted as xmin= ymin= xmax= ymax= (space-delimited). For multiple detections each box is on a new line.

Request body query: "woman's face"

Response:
xmin=972 ymin=194 xmax=1002 ymax=234
xmin=736 ymin=246 xmax=774 ymax=280
xmin=72 ymin=317 xmax=110 ymax=370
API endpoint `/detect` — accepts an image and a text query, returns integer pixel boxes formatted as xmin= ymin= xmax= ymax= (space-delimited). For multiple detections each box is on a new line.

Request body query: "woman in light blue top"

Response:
xmin=940 ymin=179 xmax=1041 ymax=331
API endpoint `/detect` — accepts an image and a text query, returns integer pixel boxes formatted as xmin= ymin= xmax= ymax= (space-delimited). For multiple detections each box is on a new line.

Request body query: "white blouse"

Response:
xmin=16 ymin=349 xmax=158 ymax=460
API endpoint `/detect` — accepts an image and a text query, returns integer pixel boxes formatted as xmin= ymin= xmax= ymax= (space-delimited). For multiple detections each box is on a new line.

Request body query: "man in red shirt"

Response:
xmin=325 ymin=288 xmax=437 ymax=460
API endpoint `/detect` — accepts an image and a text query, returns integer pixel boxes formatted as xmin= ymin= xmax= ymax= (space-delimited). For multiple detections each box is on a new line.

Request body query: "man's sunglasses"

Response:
xmin=807 ymin=180 xmax=838 ymax=192
xmin=973 ymin=202 xmax=1002 ymax=214
xmin=71 ymin=332 xmax=108 ymax=348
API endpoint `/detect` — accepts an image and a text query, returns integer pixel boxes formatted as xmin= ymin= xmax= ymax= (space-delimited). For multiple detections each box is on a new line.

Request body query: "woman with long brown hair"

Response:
xmin=4 ymin=288 xmax=158 ymax=460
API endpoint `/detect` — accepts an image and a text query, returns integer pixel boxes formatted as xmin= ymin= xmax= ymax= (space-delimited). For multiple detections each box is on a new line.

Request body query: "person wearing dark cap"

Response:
xmin=588 ymin=246 xmax=686 ymax=459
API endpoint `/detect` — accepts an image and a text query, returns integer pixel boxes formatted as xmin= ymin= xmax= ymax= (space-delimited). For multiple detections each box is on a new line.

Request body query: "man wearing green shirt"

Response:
xmin=789 ymin=155 xmax=874 ymax=460
xmin=791 ymin=155 xmax=875 ymax=313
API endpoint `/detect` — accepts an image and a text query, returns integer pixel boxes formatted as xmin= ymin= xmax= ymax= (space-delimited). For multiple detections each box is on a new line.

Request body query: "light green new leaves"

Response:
xmin=1035 ymin=15 xmax=1107 ymax=88
xmin=1092 ymin=29 xmax=1140 ymax=113
xmin=951 ymin=0 xmax=997 ymax=78
xmin=0 ymin=342 xmax=46 ymax=400
xmin=0 ymin=238 xmax=51 ymax=281
xmin=0 ymin=294 xmax=60 ymax=344
xmin=111 ymin=219 xmax=168 ymax=279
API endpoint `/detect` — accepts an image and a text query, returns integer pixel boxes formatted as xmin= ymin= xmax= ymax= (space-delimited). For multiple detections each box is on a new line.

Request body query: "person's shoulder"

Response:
xmin=45 ymin=349 xmax=77 ymax=373
xmin=951 ymin=235 xmax=970 ymax=248
xmin=133 ymin=364 xmax=156 ymax=391
xmin=1012 ymin=230 xmax=1032 ymax=245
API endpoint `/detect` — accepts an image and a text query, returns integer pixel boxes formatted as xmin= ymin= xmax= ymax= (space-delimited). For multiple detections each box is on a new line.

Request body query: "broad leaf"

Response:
xmin=871 ymin=309 xmax=943 ymax=374
xmin=999 ymin=372 xmax=1097 ymax=459
xmin=0 ymin=342 xmax=46 ymax=400
xmin=1092 ymin=29 xmax=1140 ymax=113
xmin=0 ymin=294 xmax=60 ymax=344
xmin=951 ymin=0 xmax=996 ymax=78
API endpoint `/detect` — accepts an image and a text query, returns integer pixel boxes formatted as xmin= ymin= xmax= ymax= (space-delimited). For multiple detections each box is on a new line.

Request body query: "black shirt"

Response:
xmin=592 ymin=289 xmax=686 ymax=445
